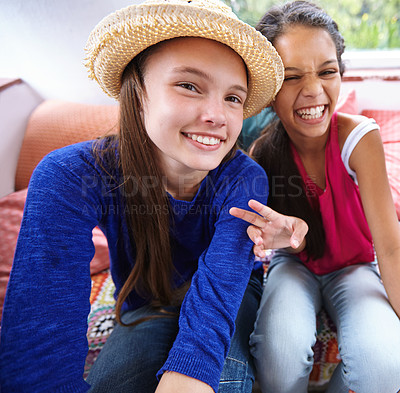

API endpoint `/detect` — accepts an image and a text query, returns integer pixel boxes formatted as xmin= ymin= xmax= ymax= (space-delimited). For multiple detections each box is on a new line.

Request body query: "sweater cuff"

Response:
xmin=157 ymin=350 xmax=221 ymax=392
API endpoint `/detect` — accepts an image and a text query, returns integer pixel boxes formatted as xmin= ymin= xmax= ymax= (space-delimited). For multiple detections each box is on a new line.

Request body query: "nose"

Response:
xmin=201 ymin=98 xmax=227 ymax=127
xmin=301 ymin=74 xmax=323 ymax=98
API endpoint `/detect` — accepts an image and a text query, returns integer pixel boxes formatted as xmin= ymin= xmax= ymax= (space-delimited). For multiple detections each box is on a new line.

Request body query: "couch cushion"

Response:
xmin=15 ymin=100 xmax=119 ymax=190
xmin=361 ymin=109 xmax=400 ymax=219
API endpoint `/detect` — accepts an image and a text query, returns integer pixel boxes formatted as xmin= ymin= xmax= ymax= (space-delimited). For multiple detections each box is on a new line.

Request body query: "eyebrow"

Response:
xmin=172 ymin=66 xmax=248 ymax=94
xmin=284 ymin=59 xmax=338 ymax=72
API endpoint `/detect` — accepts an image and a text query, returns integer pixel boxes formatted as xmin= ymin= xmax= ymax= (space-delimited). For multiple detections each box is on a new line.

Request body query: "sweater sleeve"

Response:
xmin=0 ymin=152 xmax=103 ymax=392
xmin=158 ymin=160 xmax=269 ymax=392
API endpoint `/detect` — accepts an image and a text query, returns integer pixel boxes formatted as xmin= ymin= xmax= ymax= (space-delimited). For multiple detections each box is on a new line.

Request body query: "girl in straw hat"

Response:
xmin=231 ymin=1 xmax=400 ymax=392
xmin=0 ymin=0 xmax=307 ymax=392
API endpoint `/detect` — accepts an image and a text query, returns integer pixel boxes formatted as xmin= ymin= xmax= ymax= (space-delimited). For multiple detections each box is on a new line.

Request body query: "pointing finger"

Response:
xmin=247 ymin=200 xmax=280 ymax=222
xmin=229 ymin=207 xmax=267 ymax=228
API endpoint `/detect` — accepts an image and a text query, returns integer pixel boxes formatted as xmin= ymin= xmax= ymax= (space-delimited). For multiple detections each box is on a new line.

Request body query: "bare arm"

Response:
xmin=156 ymin=372 xmax=214 ymax=393
xmin=229 ymin=199 xmax=308 ymax=258
xmin=350 ymin=126 xmax=400 ymax=318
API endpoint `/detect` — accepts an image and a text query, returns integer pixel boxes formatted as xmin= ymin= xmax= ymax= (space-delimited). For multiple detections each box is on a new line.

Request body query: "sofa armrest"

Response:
xmin=0 ymin=79 xmax=43 ymax=198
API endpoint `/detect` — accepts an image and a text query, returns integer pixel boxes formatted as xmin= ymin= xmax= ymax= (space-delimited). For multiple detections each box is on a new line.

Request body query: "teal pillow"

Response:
xmin=239 ymin=107 xmax=275 ymax=151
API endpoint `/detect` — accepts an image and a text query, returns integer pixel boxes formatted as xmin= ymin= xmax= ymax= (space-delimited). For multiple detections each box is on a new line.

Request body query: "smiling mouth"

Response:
xmin=296 ymin=105 xmax=325 ymax=120
xmin=183 ymin=133 xmax=221 ymax=146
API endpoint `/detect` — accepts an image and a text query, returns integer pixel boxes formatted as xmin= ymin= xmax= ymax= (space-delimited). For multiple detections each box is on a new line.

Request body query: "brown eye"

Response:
xmin=226 ymin=96 xmax=242 ymax=104
xmin=178 ymin=83 xmax=197 ymax=92
xmin=284 ymin=76 xmax=299 ymax=81
xmin=320 ymin=70 xmax=338 ymax=77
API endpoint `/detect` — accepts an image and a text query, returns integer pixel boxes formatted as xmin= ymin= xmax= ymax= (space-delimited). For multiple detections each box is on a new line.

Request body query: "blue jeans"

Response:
xmin=251 ymin=252 xmax=400 ymax=393
xmin=86 ymin=272 xmax=262 ymax=393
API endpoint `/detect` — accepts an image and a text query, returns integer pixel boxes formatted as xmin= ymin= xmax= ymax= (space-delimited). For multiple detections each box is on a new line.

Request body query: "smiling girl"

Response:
xmin=0 ymin=1 xmax=310 ymax=392
xmin=230 ymin=1 xmax=400 ymax=392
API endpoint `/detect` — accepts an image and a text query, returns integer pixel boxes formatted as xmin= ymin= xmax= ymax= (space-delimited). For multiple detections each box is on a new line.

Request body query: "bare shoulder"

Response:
xmin=337 ymin=112 xmax=371 ymax=150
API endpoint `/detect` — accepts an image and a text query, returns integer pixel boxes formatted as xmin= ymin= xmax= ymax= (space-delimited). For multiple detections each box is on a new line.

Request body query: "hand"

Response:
xmin=229 ymin=199 xmax=308 ymax=258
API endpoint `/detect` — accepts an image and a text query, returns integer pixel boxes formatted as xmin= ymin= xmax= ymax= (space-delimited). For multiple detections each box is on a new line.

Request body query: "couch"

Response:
xmin=1 ymin=95 xmax=399 ymax=392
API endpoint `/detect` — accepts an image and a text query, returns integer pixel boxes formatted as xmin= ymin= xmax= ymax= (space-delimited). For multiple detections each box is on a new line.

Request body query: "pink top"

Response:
xmin=291 ymin=112 xmax=375 ymax=275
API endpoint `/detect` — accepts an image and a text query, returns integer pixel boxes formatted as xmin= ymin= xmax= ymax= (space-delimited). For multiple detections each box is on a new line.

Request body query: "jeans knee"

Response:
xmin=251 ymin=330 xmax=313 ymax=367
xmin=343 ymin=344 xmax=400 ymax=393
xmin=250 ymin=332 xmax=314 ymax=393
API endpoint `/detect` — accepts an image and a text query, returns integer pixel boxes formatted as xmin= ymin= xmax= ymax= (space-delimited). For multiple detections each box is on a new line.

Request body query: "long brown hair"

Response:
xmin=107 ymin=44 xmax=176 ymax=325
xmin=95 ymin=39 xmax=239 ymax=325
xmin=252 ymin=1 xmax=346 ymax=259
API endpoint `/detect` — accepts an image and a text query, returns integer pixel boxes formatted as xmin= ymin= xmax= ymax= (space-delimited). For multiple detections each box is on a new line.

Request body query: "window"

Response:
xmin=224 ymin=0 xmax=400 ymax=70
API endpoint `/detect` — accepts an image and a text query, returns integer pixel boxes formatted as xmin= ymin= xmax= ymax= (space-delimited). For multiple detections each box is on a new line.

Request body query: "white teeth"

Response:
xmin=297 ymin=105 xmax=325 ymax=119
xmin=186 ymin=133 xmax=221 ymax=146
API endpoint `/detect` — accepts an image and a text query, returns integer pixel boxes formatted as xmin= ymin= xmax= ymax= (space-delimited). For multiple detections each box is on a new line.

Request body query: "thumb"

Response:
xmin=290 ymin=219 xmax=308 ymax=250
xmin=290 ymin=236 xmax=301 ymax=250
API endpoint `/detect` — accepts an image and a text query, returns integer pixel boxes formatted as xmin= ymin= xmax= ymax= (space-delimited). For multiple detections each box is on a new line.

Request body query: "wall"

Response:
xmin=0 ymin=0 xmax=139 ymax=105
xmin=341 ymin=79 xmax=399 ymax=112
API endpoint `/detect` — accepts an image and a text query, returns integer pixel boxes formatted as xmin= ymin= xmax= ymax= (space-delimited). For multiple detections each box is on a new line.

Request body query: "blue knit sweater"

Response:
xmin=0 ymin=141 xmax=268 ymax=392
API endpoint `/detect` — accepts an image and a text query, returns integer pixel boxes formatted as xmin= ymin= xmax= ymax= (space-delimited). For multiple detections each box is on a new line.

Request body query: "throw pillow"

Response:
xmin=361 ymin=109 xmax=400 ymax=219
xmin=15 ymin=100 xmax=119 ymax=190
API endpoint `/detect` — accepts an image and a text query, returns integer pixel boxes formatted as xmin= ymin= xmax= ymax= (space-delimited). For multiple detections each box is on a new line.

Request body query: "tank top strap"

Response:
xmin=340 ymin=117 xmax=379 ymax=184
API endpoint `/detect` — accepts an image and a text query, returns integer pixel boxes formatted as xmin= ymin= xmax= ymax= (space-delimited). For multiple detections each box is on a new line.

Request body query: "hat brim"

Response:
xmin=85 ymin=3 xmax=284 ymax=119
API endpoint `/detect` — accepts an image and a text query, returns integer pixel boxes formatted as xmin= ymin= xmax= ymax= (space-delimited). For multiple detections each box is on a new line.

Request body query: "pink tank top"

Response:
xmin=291 ymin=112 xmax=375 ymax=275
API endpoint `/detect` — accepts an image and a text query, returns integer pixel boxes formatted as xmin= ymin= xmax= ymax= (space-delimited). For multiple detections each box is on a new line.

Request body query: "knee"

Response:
xmin=250 ymin=320 xmax=315 ymax=367
xmin=344 ymin=340 xmax=400 ymax=392
xmin=250 ymin=330 xmax=314 ymax=392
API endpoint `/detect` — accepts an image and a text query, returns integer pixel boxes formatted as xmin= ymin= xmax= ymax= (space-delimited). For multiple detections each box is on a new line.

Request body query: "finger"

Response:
xmin=253 ymin=244 xmax=266 ymax=258
xmin=290 ymin=237 xmax=301 ymax=250
xmin=248 ymin=200 xmax=281 ymax=222
xmin=290 ymin=220 xmax=309 ymax=249
xmin=229 ymin=207 xmax=267 ymax=228
xmin=247 ymin=226 xmax=263 ymax=246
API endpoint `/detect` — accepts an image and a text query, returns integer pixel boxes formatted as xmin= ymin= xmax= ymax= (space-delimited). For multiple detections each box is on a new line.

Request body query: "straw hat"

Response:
xmin=85 ymin=0 xmax=284 ymax=119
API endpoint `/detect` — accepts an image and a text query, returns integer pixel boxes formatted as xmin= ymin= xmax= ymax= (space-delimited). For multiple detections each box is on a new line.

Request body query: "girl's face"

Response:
xmin=272 ymin=25 xmax=341 ymax=143
xmin=142 ymin=37 xmax=247 ymax=183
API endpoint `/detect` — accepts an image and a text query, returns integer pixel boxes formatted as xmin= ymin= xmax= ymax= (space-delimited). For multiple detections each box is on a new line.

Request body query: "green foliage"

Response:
xmin=224 ymin=0 xmax=400 ymax=49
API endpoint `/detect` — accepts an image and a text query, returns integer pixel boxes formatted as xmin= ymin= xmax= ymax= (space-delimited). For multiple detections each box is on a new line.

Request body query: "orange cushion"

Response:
xmin=362 ymin=109 xmax=400 ymax=144
xmin=15 ymin=100 xmax=119 ymax=190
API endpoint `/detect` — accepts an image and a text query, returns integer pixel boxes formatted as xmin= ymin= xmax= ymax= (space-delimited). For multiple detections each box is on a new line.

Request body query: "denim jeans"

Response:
xmin=250 ymin=252 xmax=400 ymax=393
xmin=86 ymin=272 xmax=262 ymax=393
